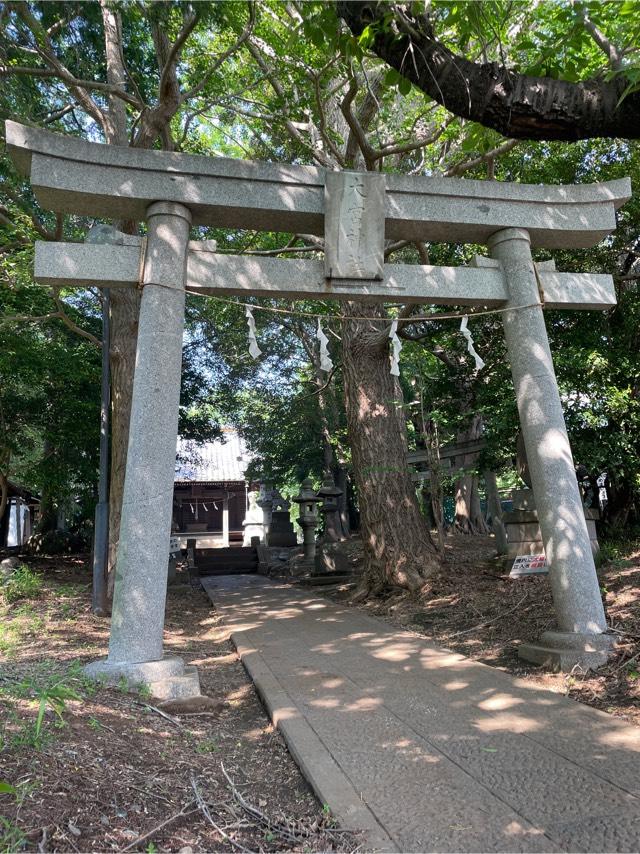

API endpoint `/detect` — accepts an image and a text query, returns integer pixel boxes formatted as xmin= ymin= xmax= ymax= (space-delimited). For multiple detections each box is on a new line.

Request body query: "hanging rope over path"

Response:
xmin=181 ymin=288 xmax=543 ymax=324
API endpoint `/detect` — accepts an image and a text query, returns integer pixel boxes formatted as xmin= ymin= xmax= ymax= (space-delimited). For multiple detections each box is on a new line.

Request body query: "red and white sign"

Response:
xmin=510 ymin=554 xmax=548 ymax=577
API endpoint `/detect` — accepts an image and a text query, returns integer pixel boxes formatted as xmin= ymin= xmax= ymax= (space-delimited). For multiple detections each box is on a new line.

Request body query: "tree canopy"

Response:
xmin=1 ymin=0 xmax=639 ymax=577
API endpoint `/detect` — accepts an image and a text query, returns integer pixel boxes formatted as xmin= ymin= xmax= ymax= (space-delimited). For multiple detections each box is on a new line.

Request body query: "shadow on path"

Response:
xmin=202 ymin=575 xmax=640 ymax=853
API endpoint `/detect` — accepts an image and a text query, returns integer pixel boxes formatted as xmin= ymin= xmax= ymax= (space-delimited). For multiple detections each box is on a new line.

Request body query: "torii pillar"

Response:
xmin=85 ymin=201 xmax=201 ymax=699
xmin=490 ymin=228 xmax=614 ymax=669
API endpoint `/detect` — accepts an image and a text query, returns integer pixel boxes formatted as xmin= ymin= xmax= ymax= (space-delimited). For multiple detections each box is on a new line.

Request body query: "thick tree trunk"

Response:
xmin=100 ymin=1 xmax=142 ymax=596
xmin=341 ymin=303 xmax=440 ymax=593
xmin=106 ymin=287 xmax=140 ymax=595
xmin=335 ymin=464 xmax=351 ymax=538
xmin=0 ymin=472 xmax=7 ymax=525
xmin=602 ymin=474 xmax=634 ymax=532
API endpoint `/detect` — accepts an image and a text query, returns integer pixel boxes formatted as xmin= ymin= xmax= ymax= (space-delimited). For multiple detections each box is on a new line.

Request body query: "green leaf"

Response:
xmin=398 ymin=76 xmax=412 ymax=96
xmin=0 ymin=782 xmax=17 ymax=795
xmin=36 ymin=696 xmax=47 ymax=737
xmin=385 ymin=68 xmax=401 ymax=87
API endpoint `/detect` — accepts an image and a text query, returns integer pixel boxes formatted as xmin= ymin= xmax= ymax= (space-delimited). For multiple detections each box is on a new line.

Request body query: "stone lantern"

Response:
xmin=317 ymin=473 xmax=343 ymax=542
xmin=293 ymin=477 xmax=320 ymax=561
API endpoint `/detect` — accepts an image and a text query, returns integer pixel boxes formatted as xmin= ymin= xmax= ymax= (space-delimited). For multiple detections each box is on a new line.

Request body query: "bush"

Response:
xmin=1 ymin=565 xmax=43 ymax=603
xmin=26 ymin=529 xmax=88 ymax=554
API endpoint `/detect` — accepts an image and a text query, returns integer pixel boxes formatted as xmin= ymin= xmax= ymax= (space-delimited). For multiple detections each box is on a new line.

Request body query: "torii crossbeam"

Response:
xmin=5 ymin=120 xmax=631 ymax=692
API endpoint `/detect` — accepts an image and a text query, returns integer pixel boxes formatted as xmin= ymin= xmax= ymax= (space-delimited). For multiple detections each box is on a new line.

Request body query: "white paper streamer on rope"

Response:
xmin=389 ymin=319 xmax=402 ymax=377
xmin=189 ymin=503 xmax=194 ymax=514
xmin=316 ymin=319 xmax=333 ymax=372
xmin=245 ymin=305 xmax=262 ymax=359
xmin=202 ymin=503 xmax=208 ymax=512
xmin=460 ymin=315 xmax=485 ymax=371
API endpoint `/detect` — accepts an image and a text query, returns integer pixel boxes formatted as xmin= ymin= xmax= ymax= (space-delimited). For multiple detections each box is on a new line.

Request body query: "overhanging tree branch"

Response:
xmin=337 ymin=2 xmax=640 ymax=141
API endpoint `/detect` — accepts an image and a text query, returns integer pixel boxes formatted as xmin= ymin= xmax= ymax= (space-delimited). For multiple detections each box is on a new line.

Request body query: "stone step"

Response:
xmin=195 ymin=546 xmax=259 ymax=576
xmin=518 ymin=643 xmax=611 ymax=671
xmin=199 ymin=565 xmax=258 ymax=576
xmin=194 ymin=547 xmax=254 ymax=557
xmin=198 ymin=555 xmax=259 ymax=566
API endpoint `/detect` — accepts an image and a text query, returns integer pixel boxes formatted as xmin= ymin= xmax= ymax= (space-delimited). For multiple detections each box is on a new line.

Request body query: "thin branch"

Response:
xmin=0 ymin=64 xmax=142 ymax=108
xmin=53 ymin=292 xmax=102 ymax=347
xmin=191 ymin=776 xmax=252 ymax=853
xmin=574 ymin=2 xmax=624 ymax=71
xmin=9 ymin=3 xmax=109 ymax=132
xmin=340 ymin=73 xmax=376 ymax=169
xmin=121 ymin=803 xmax=198 ymax=853
xmin=374 ymin=115 xmax=455 ymax=160
xmin=247 ymin=39 xmax=333 ymax=168
xmin=444 ymin=138 xmax=518 ymax=177
xmin=181 ymin=2 xmax=256 ymax=102
xmin=158 ymin=7 xmax=200 ymax=99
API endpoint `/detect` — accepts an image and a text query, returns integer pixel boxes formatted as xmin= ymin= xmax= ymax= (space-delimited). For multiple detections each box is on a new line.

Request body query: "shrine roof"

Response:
xmin=175 ymin=430 xmax=250 ymax=483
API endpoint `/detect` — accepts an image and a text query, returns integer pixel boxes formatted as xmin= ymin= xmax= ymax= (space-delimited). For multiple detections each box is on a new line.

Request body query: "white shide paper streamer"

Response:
xmin=245 ymin=305 xmax=262 ymax=359
xmin=460 ymin=315 xmax=485 ymax=371
xmin=389 ymin=319 xmax=402 ymax=377
xmin=316 ymin=319 xmax=333 ymax=372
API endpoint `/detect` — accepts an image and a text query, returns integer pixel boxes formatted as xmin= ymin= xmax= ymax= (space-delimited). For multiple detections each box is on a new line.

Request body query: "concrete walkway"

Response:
xmin=202 ymin=575 xmax=640 ymax=853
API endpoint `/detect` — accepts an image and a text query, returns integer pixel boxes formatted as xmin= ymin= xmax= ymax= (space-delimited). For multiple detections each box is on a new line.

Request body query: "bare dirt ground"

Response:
xmin=323 ymin=534 xmax=640 ymax=727
xmin=0 ymin=556 xmax=359 ymax=853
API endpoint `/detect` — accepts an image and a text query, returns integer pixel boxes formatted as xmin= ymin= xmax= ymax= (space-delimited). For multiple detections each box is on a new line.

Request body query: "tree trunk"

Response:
xmin=106 ymin=287 xmax=140 ymax=595
xmin=602 ymin=473 xmax=634 ymax=532
xmin=425 ymin=425 xmax=445 ymax=553
xmin=0 ymin=471 xmax=8 ymax=524
xmin=484 ymin=470 xmax=508 ymax=555
xmin=335 ymin=464 xmax=351 ymax=538
xmin=100 ymin=1 xmax=142 ymax=596
xmin=453 ymin=414 xmax=489 ymax=534
xmin=341 ymin=303 xmax=440 ymax=593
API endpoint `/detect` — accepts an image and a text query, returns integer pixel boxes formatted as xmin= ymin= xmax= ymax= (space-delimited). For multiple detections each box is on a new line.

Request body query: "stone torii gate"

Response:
xmin=6 ymin=120 xmax=630 ymax=696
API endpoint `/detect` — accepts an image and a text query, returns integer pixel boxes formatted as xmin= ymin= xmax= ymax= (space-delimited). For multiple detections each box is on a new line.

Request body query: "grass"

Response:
xmin=0 ymin=780 xmax=36 ymax=852
xmin=1 ymin=565 xmax=43 ymax=604
xmin=599 ymin=534 xmax=640 ymax=564
xmin=0 ymin=661 xmax=89 ymax=752
xmin=195 ymin=737 xmax=219 ymax=754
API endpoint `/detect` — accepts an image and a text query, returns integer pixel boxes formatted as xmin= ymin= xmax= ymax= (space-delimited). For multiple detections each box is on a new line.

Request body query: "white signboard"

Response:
xmin=510 ymin=554 xmax=548 ymax=577
xmin=169 ymin=536 xmax=180 ymax=555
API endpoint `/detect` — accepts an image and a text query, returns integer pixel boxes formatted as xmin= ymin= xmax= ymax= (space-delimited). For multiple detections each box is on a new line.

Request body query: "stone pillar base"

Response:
xmin=518 ymin=631 xmax=617 ymax=672
xmin=84 ymin=655 xmax=201 ymax=700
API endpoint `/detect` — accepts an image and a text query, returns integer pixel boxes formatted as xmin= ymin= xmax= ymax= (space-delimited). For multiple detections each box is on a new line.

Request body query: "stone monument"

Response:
xmin=268 ymin=492 xmax=297 ymax=547
xmin=257 ymin=483 xmax=275 ymax=546
xmin=504 ymin=433 xmax=600 ymax=560
xmin=242 ymin=490 xmax=264 ymax=546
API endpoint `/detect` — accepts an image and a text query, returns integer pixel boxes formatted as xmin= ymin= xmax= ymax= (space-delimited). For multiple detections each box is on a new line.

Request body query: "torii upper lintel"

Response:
xmin=5 ymin=120 xmax=631 ymax=249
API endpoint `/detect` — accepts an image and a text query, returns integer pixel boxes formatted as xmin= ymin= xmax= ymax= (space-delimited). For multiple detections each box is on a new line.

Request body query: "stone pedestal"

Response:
xmin=504 ymin=489 xmax=600 ymax=559
xmin=518 ymin=630 xmax=617 ymax=672
xmin=84 ymin=202 xmax=200 ymax=700
xmin=242 ymin=521 xmax=264 ymax=546
xmin=490 ymin=228 xmax=614 ymax=671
